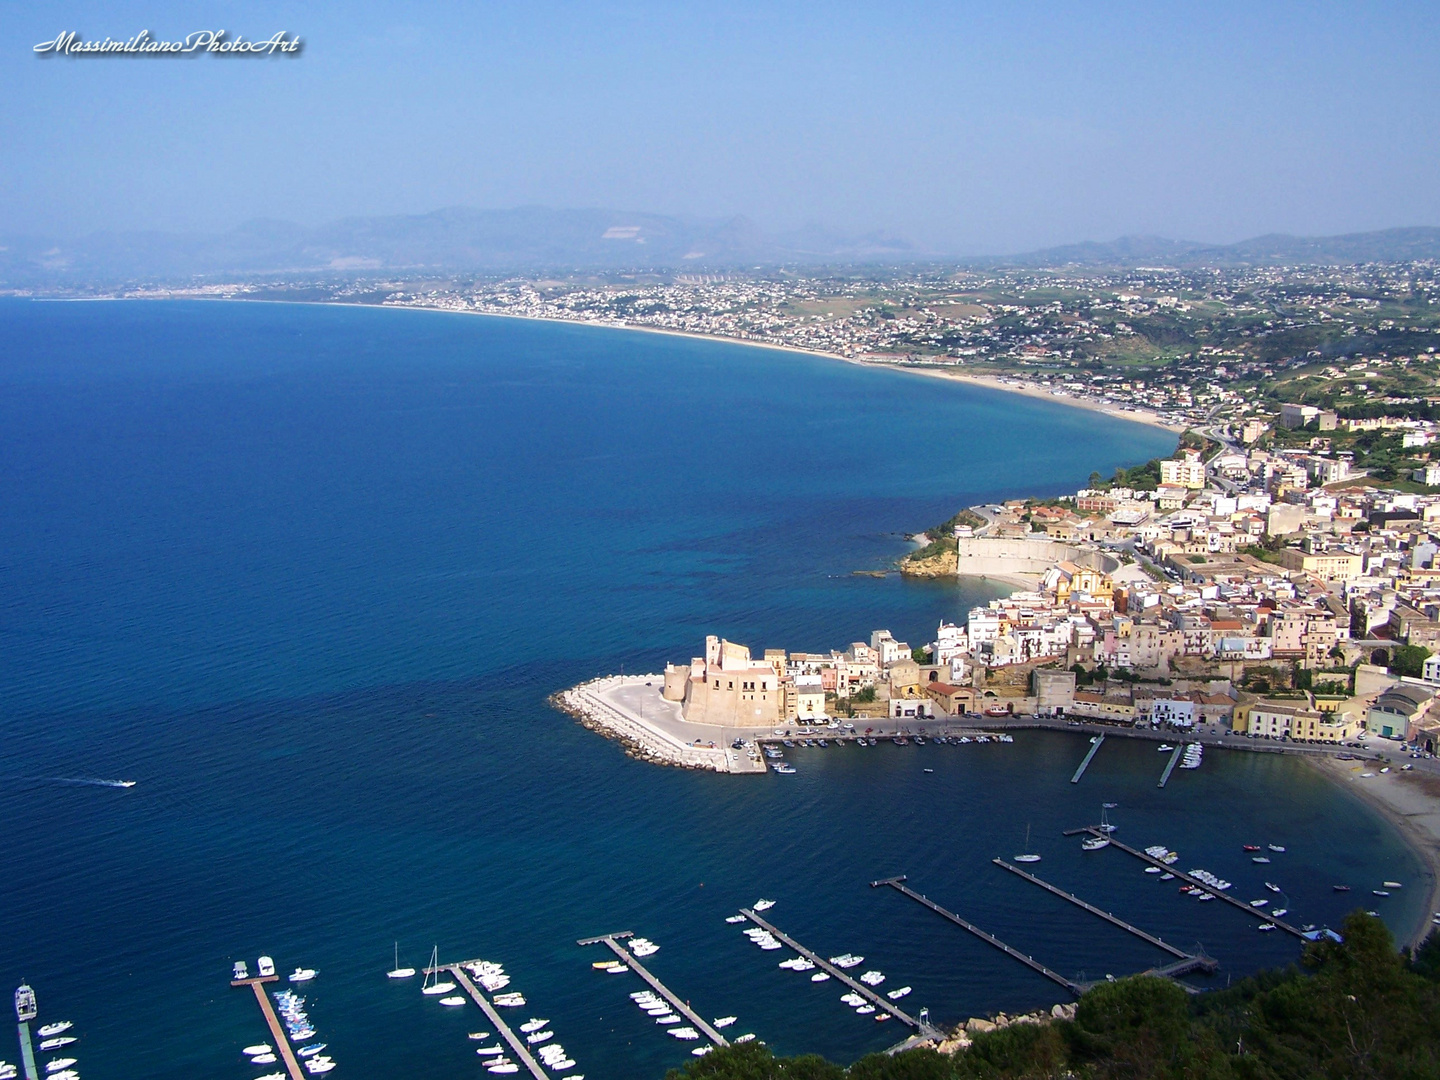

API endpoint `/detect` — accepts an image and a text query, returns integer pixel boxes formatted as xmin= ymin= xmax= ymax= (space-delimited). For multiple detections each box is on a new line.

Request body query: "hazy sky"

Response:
xmin=4 ymin=1 xmax=1438 ymax=253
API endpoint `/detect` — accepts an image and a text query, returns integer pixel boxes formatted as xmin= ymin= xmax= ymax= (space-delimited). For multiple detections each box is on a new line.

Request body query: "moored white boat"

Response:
xmin=520 ymin=1019 xmax=550 ymax=1033
xmin=242 ymin=1045 xmax=273 ymax=1057
xmin=886 ymin=986 xmax=912 ymax=1000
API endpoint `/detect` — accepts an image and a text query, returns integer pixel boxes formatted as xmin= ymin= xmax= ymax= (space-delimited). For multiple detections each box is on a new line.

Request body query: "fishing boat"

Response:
xmin=387 ymin=943 xmax=416 ymax=979
xmin=420 ymin=947 xmax=455 ymax=996
xmin=1014 ymin=824 xmax=1041 ymax=863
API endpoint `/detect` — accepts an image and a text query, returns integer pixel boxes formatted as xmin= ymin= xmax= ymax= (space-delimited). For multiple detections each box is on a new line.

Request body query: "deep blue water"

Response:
xmin=0 ymin=299 xmax=1423 ymax=1080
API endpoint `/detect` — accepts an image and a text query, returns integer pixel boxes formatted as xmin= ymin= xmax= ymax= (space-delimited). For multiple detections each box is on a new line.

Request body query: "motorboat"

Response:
xmin=669 ymin=1027 xmax=700 ymax=1040
xmin=859 ymin=971 xmax=885 ymax=986
xmin=526 ymin=1031 xmax=554 ymax=1045
xmin=289 ymin=968 xmax=317 ymax=983
xmin=440 ymin=996 xmax=466 ymax=1006
xmin=251 ymin=1053 xmax=279 ymax=1064
xmin=0 ymin=1066 xmax=16 ymax=1080
xmin=258 ymin=956 xmax=276 ymax=978
xmin=488 ymin=1064 xmax=520 ymax=1075
xmin=724 ymin=915 xmax=747 ymax=924
xmin=1333 ymin=884 xmax=1351 ymax=892
xmin=828 ymin=954 xmax=863 ymax=968
xmin=548 ymin=1059 xmax=577 ymax=1070
xmin=1268 ymin=844 xmax=1286 ymax=853
xmin=1144 ymin=867 xmax=1162 ymax=875
xmin=856 ymin=1004 xmax=876 ymax=1015
xmin=923 ymin=767 xmax=934 ymax=774
xmin=255 ymin=1074 xmax=285 ymax=1080
xmin=304 ymin=1060 xmax=336 ymax=1075
xmin=1197 ymin=893 xmax=1216 ymax=902
xmin=1250 ymin=899 xmax=1269 ymax=907
xmin=298 ymin=1044 xmax=328 ymax=1058
xmin=840 ymin=993 xmax=864 ymax=1006
xmin=242 ymin=1045 xmax=273 ymax=1057
xmin=15 ymin=985 xmax=37 ymax=1023
xmin=691 ymin=1047 xmax=712 ymax=1057
xmin=1258 ymin=924 xmax=1276 ymax=932
xmin=1265 ymin=882 xmax=1281 ymax=893
xmin=1253 ymin=856 xmax=1271 ymax=864
xmin=1160 ymin=873 xmax=1174 ymax=881
xmin=520 ymin=1019 xmax=550 ymax=1033
xmin=45 ymin=1061 xmax=78 ymax=1074
xmin=1158 ymin=744 xmax=1174 ymax=752
xmin=1243 ymin=844 xmax=1261 ymax=852
xmin=886 ymin=986 xmax=911 ymax=1000
xmin=734 ymin=1034 xmax=756 ymax=1043
xmin=233 ymin=961 xmax=250 ymax=980
xmin=591 ymin=961 xmax=620 ymax=971
xmin=1271 ymin=909 xmax=1288 ymax=918
xmin=875 ymin=1012 xmax=891 ymax=1022
xmin=1081 ymin=836 xmax=1110 ymax=851
xmin=753 ymin=899 xmax=776 ymax=911
xmin=38 ymin=1039 xmax=76 ymax=1051
xmin=1373 ymin=889 xmax=1391 ymax=897
xmin=1384 ymin=881 xmax=1403 ymax=889
xmin=654 ymin=1015 xmax=681 ymax=1025
xmin=476 ymin=1046 xmax=505 ymax=1056
xmin=810 ymin=972 xmax=830 ymax=982
xmin=713 ymin=1016 xmax=737 ymax=1028
xmin=773 ymin=763 xmax=797 ymax=774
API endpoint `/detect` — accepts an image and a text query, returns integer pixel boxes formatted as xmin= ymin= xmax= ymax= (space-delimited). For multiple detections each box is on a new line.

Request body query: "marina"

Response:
xmin=1069 ymin=829 xmax=1304 ymax=937
xmin=437 ymin=962 xmax=550 ymax=1080
xmin=737 ymin=909 xmax=940 ymax=1037
xmin=870 ymin=876 xmax=1085 ymax=997
xmin=1070 ymin=735 xmax=1105 ymax=784
xmin=576 ymin=933 xmax=729 ymax=1048
xmin=230 ymin=971 xmax=304 ymax=1080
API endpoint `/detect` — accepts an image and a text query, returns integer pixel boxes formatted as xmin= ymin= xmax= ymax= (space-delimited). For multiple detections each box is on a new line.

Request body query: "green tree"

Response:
xmin=1389 ymin=644 xmax=1431 ymax=678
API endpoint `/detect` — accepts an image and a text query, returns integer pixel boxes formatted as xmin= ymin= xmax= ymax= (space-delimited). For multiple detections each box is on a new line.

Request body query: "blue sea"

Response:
xmin=0 ymin=299 xmax=1425 ymax=1079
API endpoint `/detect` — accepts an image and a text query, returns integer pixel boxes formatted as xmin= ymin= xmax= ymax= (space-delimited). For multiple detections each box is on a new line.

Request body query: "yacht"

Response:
xmin=38 ymin=1023 xmax=73 ymax=1038
xmin=886 ymin=986 xmax=912 ymax=1000
xmin=258 ymin=956 xmax=276 ymax=978
xmin=520 ymin=1019 xmax=550 ymax=1033
xmin=38 ymin=1039 xmax=76 ymax=1051
xmin=233 ymin=961 xmax=249 ymax=980
xmin=45 ymin=1061 xmax=78 ymax=1074
xmin=15 ymin=985 xmax=37 ymax=1023
xmin=1014 ymin=825 xmax=1042 ymax=864
xmin=298 ymin=1044 xmax=327 ymax=1058
xmin=289 ymin=968 xmax=317 ymax=983
xmin=387 ymin=943 xmax=416 ymax=979
xmin=420 ymin=947 xmax=455 ymax=995
xmin=1081 ymin=835 xmax=1110 ymax=851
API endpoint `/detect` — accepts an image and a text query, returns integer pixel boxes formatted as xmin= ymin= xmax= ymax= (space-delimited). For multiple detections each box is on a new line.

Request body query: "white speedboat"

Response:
xmin=734 ymin=1034 xmax=756 ymax=1043
xmin=289 ymin=968 xmax=317 ymax=983
xmin=810 ymin=972 xmax=830 ymax=982
xmin=298 ymin=1044 xmax=327 ymax=1058
xmin=1268 ymin=844 xmax=1286 ymax=853
xmin=258 ymin=956 xmax=276 ymax=978
xmin=1272 ymin=908 xmax=1288 ymax=918
xmin=713 ymin=1016 xmax=737 ymax=1028
xmin=1258 ymin=924 xmax=1276 ymax=932
xmin=856 ymin=1004 xmax=875 ymax=1014
xmin=45 ymin=1060 xmax=77 ymax=1073
xmin=691 ymin=1047 xmax=712 ymax=1057
xmin=1157 ymin=744 xmax=1174 ymax=752
xmin=488 ymin=1066 xmax=520 ymax=1076
xmin=38 ymin=1039 xmax=76 ymax=1051
xmin=859 ymin=971 xmax=885 ymax=986
xmin=724 ymin=915 xmax=747 ymax=924
xmin=1384 ymin=881 xmax=1403 ymax=889
xmin=1265 ymin=882 xmax=1281 ymax=893
xmin=1250 ymin=899 xmax=1269 ymax=907
xmin=440 ymin=996 xmax=466 ymax=1006
xmin=255 ymin=1074 xmax=285 ymax=1080
xmin=251 ymin=1053 xmax=278 ymax=1064
xmin=669 ymin=1027 xmax=700 ymax=1040
xmin=468 ymin=1032 xmax=493 ymax=1041
xmin=475 ymin=1046 xmax=505 ymax=1056
xmin=526 ymin=1031 xmax=554 ymax=1045
xmin=753 ymin=899 xmax=776 ymax=911
xmin=548 ymin=1059 xmax=577 ymax=1070
xmin=493 ymin=993 xmax=526 ymax=1006
xmin=520 ymin=1019 xmax=550 ymax=1033
xmin=655 ymin=1015 xmax=681 ymax=1025
xmin=1144 ymin=867 xmax=1162 ymax=875
xmin=886 ymin=986 xmax=911 ymax=1000
xmin=242 ymin=1045 xmax=273 ymax=1057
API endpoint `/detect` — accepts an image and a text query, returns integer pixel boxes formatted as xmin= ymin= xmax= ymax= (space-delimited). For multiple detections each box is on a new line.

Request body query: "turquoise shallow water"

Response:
xmin=0 ymin=300 xmax=1422 ymax=1079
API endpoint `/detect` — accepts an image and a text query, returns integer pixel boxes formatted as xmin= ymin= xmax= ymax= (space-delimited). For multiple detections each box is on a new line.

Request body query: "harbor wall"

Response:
xmin=955 ymin=537 xmax=1119 ymax=578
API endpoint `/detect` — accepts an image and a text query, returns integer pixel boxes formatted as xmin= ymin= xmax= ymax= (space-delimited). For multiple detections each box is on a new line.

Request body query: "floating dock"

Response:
xmin=16 ymin=1022 xmax=37 ymax=1080
xmin=230 ymin=974 xmax=303 ymax=1080
xmin=737 ymin=908 xmax=940 ymax=1037
xmin=1071 ymin=734 xmax=1105 ymax=783
xmin=1158 ymin=745 xmax=1183 ymax=788
xmin=869 ymin=878 xmax=1084 ymax=997
xmin=435 ymin=962 xmax=550 ymax=1080
xmin=1074 ymin=828 xmax=1303 ymax=938
xmin=577 ymin=932 xmax=729 ymax=1047
xmin=992 ymin=859 xmax=1217 ymax=985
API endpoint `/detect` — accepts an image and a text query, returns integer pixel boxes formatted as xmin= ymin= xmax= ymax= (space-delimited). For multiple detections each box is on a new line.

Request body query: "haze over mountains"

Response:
xmin=2 ymin=207 xmax=1439 ymax=285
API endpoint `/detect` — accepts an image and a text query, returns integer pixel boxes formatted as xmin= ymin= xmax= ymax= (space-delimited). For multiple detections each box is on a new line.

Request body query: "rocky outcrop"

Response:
xmin=934 ymin=1002 xmax=1077 ymax=1057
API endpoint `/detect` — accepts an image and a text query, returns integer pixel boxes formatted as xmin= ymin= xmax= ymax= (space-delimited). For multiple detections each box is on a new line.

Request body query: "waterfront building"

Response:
xmin=663 ymin=636 xmax=782 ymax=727
xmin=1365 ymin=684 xmax=1435 ymax=740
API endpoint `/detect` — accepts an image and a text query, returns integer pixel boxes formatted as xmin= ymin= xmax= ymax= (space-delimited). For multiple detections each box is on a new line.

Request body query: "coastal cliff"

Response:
xmin=898 ymin=532 xmax=959 ymax=577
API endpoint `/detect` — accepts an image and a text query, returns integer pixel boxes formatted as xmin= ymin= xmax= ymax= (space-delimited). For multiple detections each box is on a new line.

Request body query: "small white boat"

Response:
xmin=289 ymin=968 xmax=317 ymax=983
xmin=233 ymin=960 xmax=250 ymax=980
xmin=255 ymin=1074 xmax=285 ymax=1080
xmin=724 ymin=915 xmax=747 ymax=924
xmin=468 ymin=1032 xmax=493 ymax=1041
xmin=298 ymin=1044 xmax=327 ymax=1058
xmin=526 ymin=1031 xmax=554 ymax=1045
xmin=1157 ymin=744 xmax=1174 ymax=752
xmin=1253 ymin=856 xmax=1271 ymax=864
xmin=38 ymin=1039 xmax=76 ymax=1051
xmin=1258 ymin=924 xmax=1276 ymax=932
xmin=46 ymin=1073 xmax=77 ymax=1080
xmin=1272 ymin=908 xmax=1288 ymax=918
xmin=520 ymin=1019 xmax=550 ymax=1033
xmin=856 ymin=1004 xmax=875 ymax=1014
xmin=548 ymin=1060 xmax=577 ymax=1070
xmin=606 ymin=963 xmax=629 ymax=972
xmin=810 ymin=972 xmax=830 ymax=982
xmin=387 ymin=942 xmax=416 ymax=978
xmin=734 ymin=1034 xmax=756 ymax=1043
xmin=1160 ymin=873 xmax=1174 ymax=881
xmin=1144 ymin=867 xmax=1162 ymax=875
xmin=304 ymin=1061 xmax=336 ymax=1076
xmin=421 ymin=946 xmax=455 ymax=994
xmin=1268 ymin=844 xmax=1286 ymax=853
xmin=257 ymin=955 xmax=276 ymax=978
xmin=859 ymin=971 xmax=885 ymax=986
xmin=654 ymin=1015 xmax=681 ymax=1026
xmin=1250 ymin=899 xmax=1269 ymax=907
xmin=242 ymin=1045 xmax=273 ymax=1057
xmin=1014 ymin=826 xmax=1041 ymax=863
xmin=713 ymin=1016 xmax=737 ymax=1028
xmin=1384 ymin=881 xmax=1403 ymax=889
xmin=493 ymin=993 xmax=527 ymax=1006
xmin=753 ymin=899 xmax=776 ymax=911
xmin=669 ymin=1027 xmax=700 ymax=1040
xmin=440 ymin=996 xmax=466 ymax=1006
xmin=1198 ymin=893 xmax=1215 ymax=902
xmin=1082 ymin=836 xmax=1110 ymax=851
xmin=475 ymin=1046 xmax=505 ymax=1057
xmin=691 ymin=1047 xmax=712 ymax=1057
xmin=251 ymin=1053 xmax=278 ymax=1064
xmin=1374 ymin=889 xmax=1391 ymax=897
xmin=423 ymin=982 xmax=456 ymax=995
xmin=886 ymin=986 xmax=911 ymax=1000
xmin=488 ymin=1065 xmax=520 ymax=1075
xmin=1265 ymin=882 xmax=1281 ymax=893
xmin=45 ymin=1061 xmax=77 ymax=1074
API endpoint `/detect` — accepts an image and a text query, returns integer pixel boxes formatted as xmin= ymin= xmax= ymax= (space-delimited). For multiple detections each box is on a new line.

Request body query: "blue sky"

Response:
xmin=3 ymin=1 xmax=1438 ymax=253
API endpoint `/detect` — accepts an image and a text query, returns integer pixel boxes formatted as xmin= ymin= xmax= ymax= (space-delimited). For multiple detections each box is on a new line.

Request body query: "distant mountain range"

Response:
xmin=2 ymin=209 xmax=1438 ymax=285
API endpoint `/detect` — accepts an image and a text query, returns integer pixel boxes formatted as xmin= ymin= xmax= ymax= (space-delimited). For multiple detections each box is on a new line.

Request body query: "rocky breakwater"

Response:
xmin=551 ymin=676 xmax=730 ymax=772
xmin=912 ymin=1002 xmax=1079 ymax=1056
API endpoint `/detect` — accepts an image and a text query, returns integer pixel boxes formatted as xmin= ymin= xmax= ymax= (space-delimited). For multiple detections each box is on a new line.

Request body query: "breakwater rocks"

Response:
xmin=550 ymin=679 xmax=728 ymax=771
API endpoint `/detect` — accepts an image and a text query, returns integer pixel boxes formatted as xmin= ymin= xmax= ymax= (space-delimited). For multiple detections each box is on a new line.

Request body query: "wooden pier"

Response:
xmin=1071 ymin=734 xmax=1105 ymax=783
xmin=437 ymin=962 xmax=550 ymax=1080
xmin=577 ymin=932 xmax=729 ymax=1047
xmin=16 ymin=1021 xmax=38 ymax=1080
xmin=1158 ymin=745 xmax=1183 ymax=788
xmin=738 ymin=908 xmax=940 ymax=1037
xmin=230 ymin=974 xmax=304 ymax=1080
xmin=1076 ymin=828 xmax=1303 ymax=938
xmin=869 ymin=878 xmax=1084 ymax=997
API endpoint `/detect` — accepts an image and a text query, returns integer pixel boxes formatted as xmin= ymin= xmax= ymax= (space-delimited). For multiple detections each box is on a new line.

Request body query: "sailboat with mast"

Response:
xmin=1013 ymin=824 xmax=1041 ymax=863
xmin=388 ymin=943 xmax=416 ymax=979
xmin=421 ymin=946 xmax=455 ymax=996
xmin=1082 ymin=804 xmax=1115 ymax=851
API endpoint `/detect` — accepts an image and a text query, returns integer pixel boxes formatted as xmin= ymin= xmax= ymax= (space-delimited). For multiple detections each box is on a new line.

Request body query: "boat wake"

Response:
xmin=42 ymin=777 xmax=137 ymax=789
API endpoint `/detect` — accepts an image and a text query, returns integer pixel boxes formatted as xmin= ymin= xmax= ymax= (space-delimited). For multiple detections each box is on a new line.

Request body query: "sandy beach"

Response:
xmin=1307 ymin=756 xmax=1440 ymax=951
